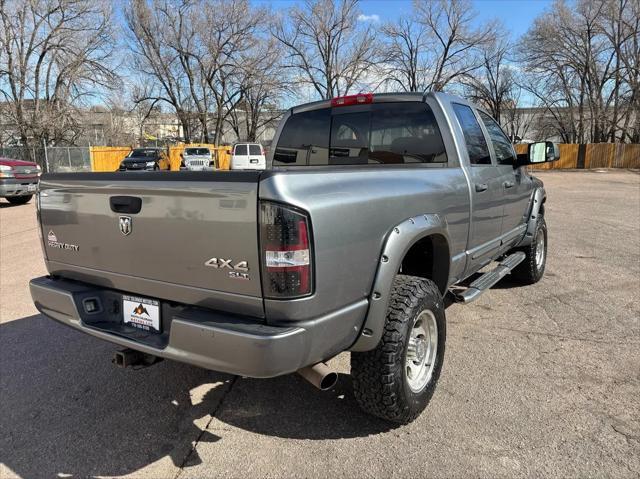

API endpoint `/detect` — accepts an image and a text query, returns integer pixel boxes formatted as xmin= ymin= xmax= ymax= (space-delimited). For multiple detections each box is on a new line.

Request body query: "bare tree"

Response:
xmin=377 ymin=0 xmax=495 ymax=93
xmin=125 ymin=0 xmax=198 ymax=142
xmin=518 ymin=0 xmax=640 ymax=143
xmin=227 ymin=39 xmax=288 ymax=142
xmin=272 ymin=0 xmax=377 ymax=100
xmin=463 ymin=33 xmax=516 ymax=124
xmin=380 ymin=18 xmax=429 ymax=92
xmin=125 ymin=0 xmax=269 ymax=145
xmin=197 ymin=0 xmax=264 ymax=144
xmin=501 ymin=89 xmax=536 ymax=142
xmin=0 ymin=0 xmax=118 ymax=150
xmin=604 ymin=0 xmax=640 ymax=142
xmin=414 ymin=0 xmax=495 ymax=91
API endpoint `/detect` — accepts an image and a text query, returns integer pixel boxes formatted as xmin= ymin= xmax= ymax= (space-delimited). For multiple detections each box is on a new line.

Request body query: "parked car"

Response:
xmin=230 ymin=142 xmax=266 ymax=170
xmin=0 ymin=157 xmax=41 ymax=204
xmin=30 ymin=92 xmax=558 ymax=424
xmin=180 ymin=147 xmax=214 ymax=171
xmin=118 ymin=148 xmax=170 ymax=171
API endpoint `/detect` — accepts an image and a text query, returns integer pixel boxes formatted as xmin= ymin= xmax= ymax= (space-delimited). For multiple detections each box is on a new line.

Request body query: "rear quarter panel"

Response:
xmin=260 ymin=167 xmax=470 ymax=322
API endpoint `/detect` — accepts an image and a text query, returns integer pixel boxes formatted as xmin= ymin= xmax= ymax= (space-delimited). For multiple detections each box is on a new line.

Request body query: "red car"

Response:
xmin=0 ymin=157 xmax=41 ymax=205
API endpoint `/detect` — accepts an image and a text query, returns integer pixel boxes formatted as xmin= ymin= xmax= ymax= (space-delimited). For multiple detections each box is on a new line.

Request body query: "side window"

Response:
xmin=478 ymin=111 xmax=516 ymax=165
xmin=235 ymin=144 xmax=247 ymax=156
xmin=452 ymin=104 xmax=491 ymax=165
xmin=249 ymin=144 xmax=262 ymax=155
xmin=273 ymin=109 xmax=330 ymax=165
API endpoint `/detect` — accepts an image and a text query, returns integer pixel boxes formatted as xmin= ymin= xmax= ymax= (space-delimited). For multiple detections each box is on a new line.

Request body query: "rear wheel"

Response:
xmin=351 ymin=275 xmax=446 ymax=424
xmin=511 ymin=217 xmax=547 ymax=284
xmin=6 ymin=195 xmax=32 ymax=205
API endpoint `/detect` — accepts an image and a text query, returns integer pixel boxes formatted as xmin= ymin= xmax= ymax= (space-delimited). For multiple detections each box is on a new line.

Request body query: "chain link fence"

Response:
xmin=0 ymin=146 xmax=91 ymax=173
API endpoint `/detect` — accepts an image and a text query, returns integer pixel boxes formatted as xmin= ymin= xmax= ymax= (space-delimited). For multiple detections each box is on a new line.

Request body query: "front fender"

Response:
xmin=349 ymin=214 xmax=451 ymax=352
xmin=517 ymin=187 xmax=546 ymax=247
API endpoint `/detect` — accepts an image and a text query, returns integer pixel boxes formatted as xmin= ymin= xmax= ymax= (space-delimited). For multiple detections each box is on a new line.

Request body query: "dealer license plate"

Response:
xmin=122 ymin=295 xmax=161 ymax=333
xmin=27 ymin=184 xmax=37 ymax=192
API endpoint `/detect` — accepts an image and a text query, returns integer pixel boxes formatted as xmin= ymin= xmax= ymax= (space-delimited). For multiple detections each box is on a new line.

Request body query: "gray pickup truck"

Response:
xmin=30 ymin=92 xmax=558 ymax=424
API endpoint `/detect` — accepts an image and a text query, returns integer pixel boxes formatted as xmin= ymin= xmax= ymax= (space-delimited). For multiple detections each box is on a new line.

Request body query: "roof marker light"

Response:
xmin=331 ymin=93 xmax=373 ymax=107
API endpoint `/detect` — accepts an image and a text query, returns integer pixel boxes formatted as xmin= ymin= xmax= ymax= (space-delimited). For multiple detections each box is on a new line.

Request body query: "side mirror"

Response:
xmin=517 ymin=141 xmax=560 ymax=166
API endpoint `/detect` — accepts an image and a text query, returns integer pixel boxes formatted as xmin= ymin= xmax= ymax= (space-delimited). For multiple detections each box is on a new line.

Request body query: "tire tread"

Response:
xmin=351 ymin=275 xmax=443 ymax=424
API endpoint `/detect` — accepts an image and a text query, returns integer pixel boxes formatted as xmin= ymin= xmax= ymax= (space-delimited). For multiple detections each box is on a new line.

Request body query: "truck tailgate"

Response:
xmin=38 ymin=171 xmax=263 ymax=316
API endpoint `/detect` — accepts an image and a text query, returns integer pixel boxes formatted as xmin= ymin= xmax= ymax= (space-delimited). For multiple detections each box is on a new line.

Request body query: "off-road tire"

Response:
xmin=6 ymin=195 xmax=32 ymax=205
xmin=511 ymin=217 xmax=547 ymax=284
xmin=351 ymin=275 xmax=446 ymax=424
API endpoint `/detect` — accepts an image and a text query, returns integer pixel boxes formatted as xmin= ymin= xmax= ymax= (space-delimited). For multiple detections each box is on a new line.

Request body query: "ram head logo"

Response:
xmin=119 ymin=216 xmax=132 ymax=236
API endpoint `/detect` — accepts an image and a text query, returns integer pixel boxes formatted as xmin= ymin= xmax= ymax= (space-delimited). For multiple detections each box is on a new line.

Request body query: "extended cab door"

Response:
xmin=477 ymin=111 xmax=532 ymax=247
xmin=451 ymin=103 xmax=505 ymax=273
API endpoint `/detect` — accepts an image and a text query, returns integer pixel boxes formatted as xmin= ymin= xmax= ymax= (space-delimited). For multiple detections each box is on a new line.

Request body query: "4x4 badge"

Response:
xmin=119 ymin=216 xmax=132 ymax=236
xmin=204 ymin=258 xmax=249 ymax=271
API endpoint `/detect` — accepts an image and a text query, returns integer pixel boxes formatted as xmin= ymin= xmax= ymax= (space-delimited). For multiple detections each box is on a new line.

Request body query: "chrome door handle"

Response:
xmin=475 ymin=183 xmax=488 ymax=192
xmin=504 ymin=181 xmax=515 ymax=189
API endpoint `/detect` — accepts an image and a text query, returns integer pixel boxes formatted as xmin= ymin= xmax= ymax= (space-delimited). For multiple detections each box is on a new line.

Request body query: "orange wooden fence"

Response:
xmin=513 ymin=143 xmax=640 ymax=169
xmin=91 ymin=143 xmax=638 ymax=172
xmin=90 ymin=144 xmax=232 ymax=172
xmin=90 ymin=146 xmax=133 ymax=171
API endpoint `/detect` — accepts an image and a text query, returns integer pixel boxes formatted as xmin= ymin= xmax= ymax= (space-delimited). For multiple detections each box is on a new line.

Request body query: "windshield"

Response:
xmin=128 ymin=149 xmax=159 ymax=158
xmin=184 ymin=148 xmax=210 ymax=156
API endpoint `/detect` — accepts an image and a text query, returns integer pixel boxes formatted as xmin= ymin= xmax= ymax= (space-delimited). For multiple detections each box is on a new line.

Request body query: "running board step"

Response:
xmin=455 ymin=251 xmax=526 ymax=303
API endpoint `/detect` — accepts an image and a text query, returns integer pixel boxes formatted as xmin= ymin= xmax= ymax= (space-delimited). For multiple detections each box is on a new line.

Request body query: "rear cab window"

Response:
xmin=234 ymin=144 xmax=248 ymax=155
xmin=273 ymin=102 xmax=447 ymax=167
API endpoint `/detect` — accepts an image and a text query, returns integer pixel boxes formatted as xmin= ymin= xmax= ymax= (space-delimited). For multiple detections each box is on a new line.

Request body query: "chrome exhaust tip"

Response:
xmin=297 ymin=362 xmax=338 ymax=391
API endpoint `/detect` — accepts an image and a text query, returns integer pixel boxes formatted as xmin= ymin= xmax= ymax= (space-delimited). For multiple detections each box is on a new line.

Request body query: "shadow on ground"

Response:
xmin=0 ymin=201 xmax=30 ymax=208
xmin=0 ymin=315 xmax=393 ymax=478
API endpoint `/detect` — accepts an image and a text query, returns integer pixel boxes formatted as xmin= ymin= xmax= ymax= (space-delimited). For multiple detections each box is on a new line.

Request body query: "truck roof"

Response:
xmin=295 ymin=91 xmax=469 ymax=113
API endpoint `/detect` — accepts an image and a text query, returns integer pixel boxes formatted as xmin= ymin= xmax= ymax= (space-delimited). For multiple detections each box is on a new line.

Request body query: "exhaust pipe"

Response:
xmin=297 ymin=362 xmax=338 ymax=391
xmin=113 ymin=348 xmax=163 ymax=369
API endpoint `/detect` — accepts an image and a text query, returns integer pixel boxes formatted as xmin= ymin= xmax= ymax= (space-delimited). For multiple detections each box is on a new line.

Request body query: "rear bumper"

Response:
xmin=30 ymin=276 xmax=366 ymax=378
xmin=0 ymin=177 xmax=38 ymax=196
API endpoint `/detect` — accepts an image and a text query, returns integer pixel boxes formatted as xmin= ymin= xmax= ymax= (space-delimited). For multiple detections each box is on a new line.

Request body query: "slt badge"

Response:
xmin=205 ymin=257 xmax=250 ymax=280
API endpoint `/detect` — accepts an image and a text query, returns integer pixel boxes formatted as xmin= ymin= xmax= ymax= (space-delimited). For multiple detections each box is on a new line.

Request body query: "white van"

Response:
xmin=230 ymin=143 xmax=266 ymax=170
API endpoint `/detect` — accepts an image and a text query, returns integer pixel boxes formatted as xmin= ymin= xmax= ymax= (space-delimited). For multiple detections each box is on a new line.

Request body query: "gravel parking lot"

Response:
xmin=1 ymin=170 xmax=639 ymax=478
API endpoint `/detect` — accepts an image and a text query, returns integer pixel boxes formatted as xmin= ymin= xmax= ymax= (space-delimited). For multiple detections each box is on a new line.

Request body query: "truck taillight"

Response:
xmin=260 ymin=201 xmax=313 ymax=298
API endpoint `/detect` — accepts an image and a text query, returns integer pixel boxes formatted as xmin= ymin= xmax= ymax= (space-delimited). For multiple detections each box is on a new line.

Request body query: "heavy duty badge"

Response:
xmin=46 ymin=229 xmax=79 ymax=251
